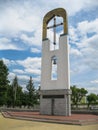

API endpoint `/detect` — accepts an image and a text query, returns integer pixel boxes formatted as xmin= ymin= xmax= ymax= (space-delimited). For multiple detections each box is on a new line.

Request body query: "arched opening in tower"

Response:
xmin=51 ymin=56 xmax=57 ymax=80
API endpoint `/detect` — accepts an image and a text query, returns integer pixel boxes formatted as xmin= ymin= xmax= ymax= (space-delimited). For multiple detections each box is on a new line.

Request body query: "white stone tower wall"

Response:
xmin=41 ymin=34 xmax=70 ymax=90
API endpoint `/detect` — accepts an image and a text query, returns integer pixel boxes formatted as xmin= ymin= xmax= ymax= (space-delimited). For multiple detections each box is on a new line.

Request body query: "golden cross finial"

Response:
xmin=47 ymin=17 xmax=63 ymax=49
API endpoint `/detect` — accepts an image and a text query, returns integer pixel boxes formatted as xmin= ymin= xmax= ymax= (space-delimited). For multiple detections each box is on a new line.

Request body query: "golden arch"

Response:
xmin=43 ymin=8 xmax=68 ymax=40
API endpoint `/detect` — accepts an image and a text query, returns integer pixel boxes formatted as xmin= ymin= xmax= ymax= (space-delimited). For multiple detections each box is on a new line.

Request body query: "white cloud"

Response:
xmin=8 ymin=71 xmax=39 ymax=89
xmin=38 ymin=0 xmax=98 ymax=16
xmin=3 ymin=57 xmax=41 ymax=87
xmin=20 ymin=33 xmax=41 ymax=47
xmin=69 ymin=18 xmax=98 ymax=49
xmin=87 ymin=87 xmax=98 ymax=94
xmin=13 ymin=69 xmax=25 ymax=74
xmin=88 ymin=35 xmax=98 ymax=50
xmin=12 ymin=57 xmax=41 ymax=78
xmin=0 ymin=37 xmax=21 ymax=50
xmin=30 ymin=48 xmax=41 ymax=53
xmin=69 ymin=18 xmax=98 ymax=93
xmin=2 ymin=58 xmax=17 ymax=67
xmin=91 ymin=80 xmax=98 ymax=84
xmin=17 ymin=75 xmax=29 ymax=81
xmin=70 ymin=48 xmax=82 ymax=56
xmin=17 ymin=57 xmax=41 ymax=70
xmin=0 ymin=0 xmax=98 ymax=50
xmin=0 ymin=2 xmax=42 ymax=35
xmin=77 ymin=18 xmax=98 ymax=36
xmin=0 ymin=1 xmax=42 ymax=50
xmin=69 ymin=26 xmax=79 ymax=44
xmin=69 ymin=18 xmax=98 ymax=71
xmin=81 ymin=36 xmax=98 ymax=70
xmin=0 ymin=1 xmax=97 ymax=35
xmin=0 ymin=37 xmax=10 ymax=43
xmin=25 ymin=68 xmax=41 ymax=75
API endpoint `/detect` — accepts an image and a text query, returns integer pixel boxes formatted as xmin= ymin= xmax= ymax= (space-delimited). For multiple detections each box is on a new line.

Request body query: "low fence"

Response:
xmin=71 ymin=104 xmax=98 ymax=109
xmin=1 ymin=104 xmax=98 ymax=115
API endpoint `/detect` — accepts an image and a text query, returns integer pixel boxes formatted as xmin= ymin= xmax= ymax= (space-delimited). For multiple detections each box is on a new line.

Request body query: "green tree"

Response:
xmin=6 ymin=85 xmax=13 ymax=107
xmin=11 ymin=76 xmax=23 ymax=108
xmin=15 ymin=85 xmax=23 ymax=107
xmin=87 ymin=93 xmax=98 ymax=108
xmin=71 ymin=85 xmax=88 ymax=108
xmin=21 ymin=91 xmax=28 ymax=108
xmin=0 ymin=60 xmax=9 ymax=106
xmin=26 ymin=76 xmax=36 ymax=108
xmin=12 ymin=76 xmax=18 ymax=107
xmin=35 ymin=86 xmax=40 ymax=104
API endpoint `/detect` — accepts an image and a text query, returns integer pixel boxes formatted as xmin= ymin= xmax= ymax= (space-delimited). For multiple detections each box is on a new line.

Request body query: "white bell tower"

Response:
xmin=40 ymin=8 xmax=71 ymax=116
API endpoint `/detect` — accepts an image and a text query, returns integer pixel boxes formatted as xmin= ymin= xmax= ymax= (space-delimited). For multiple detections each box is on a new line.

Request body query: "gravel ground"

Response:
xmin=0 ymin=113 xmax=98 ymax=130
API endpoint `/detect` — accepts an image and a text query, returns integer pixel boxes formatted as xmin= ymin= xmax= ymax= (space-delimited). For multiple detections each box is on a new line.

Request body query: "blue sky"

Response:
xmin=0 ymin=0 xmax=98 ymax=93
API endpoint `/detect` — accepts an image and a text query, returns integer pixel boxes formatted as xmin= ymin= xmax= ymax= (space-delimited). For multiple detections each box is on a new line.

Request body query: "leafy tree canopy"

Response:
xmin=87 ymin=93 xmax=98 ymax=106
xmin=0 ymin=60 xmax=9 ymax=88
xmin=26 ymin=76 xmax=35 ymax=107
xmin=0 ymin=60 xmax=9 ymax=105
xmin=71 ymin=85 xmax=88 ymax=107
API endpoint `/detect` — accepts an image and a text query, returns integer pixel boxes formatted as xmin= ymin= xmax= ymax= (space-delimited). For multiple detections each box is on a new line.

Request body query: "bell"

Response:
xmin=53 ymin=59 xmax=57 ymax=64
xmin=53 ymin=42 xmax=56 ymax=45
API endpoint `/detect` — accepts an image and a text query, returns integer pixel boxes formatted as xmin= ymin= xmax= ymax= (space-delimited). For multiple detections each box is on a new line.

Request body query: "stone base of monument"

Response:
xmin=40 ymin=89 xmax=71 ymax=116
xmin=2 ymin=111 xmax=98 ymax=126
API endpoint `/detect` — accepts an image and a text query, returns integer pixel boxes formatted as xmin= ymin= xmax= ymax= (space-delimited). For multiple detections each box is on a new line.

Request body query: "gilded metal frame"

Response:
xmin=42 ymin=8 xmax=68 ymax=40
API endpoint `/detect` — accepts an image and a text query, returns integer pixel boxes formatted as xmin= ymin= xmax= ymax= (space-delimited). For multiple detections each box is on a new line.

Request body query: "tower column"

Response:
xmin=40 ymin=8 xmax=71 ymax=116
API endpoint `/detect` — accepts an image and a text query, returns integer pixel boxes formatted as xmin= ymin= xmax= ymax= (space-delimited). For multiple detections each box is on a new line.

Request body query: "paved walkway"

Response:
xmin=0 ymin=113 xmax=98 ymax=130
xmin=2 ymin=111 xmax=98 ymax=125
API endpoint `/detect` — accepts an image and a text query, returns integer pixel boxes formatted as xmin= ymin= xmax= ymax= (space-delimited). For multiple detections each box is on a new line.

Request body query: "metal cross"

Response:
xmin=47 ymin=17 xmax=63 ymax=49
